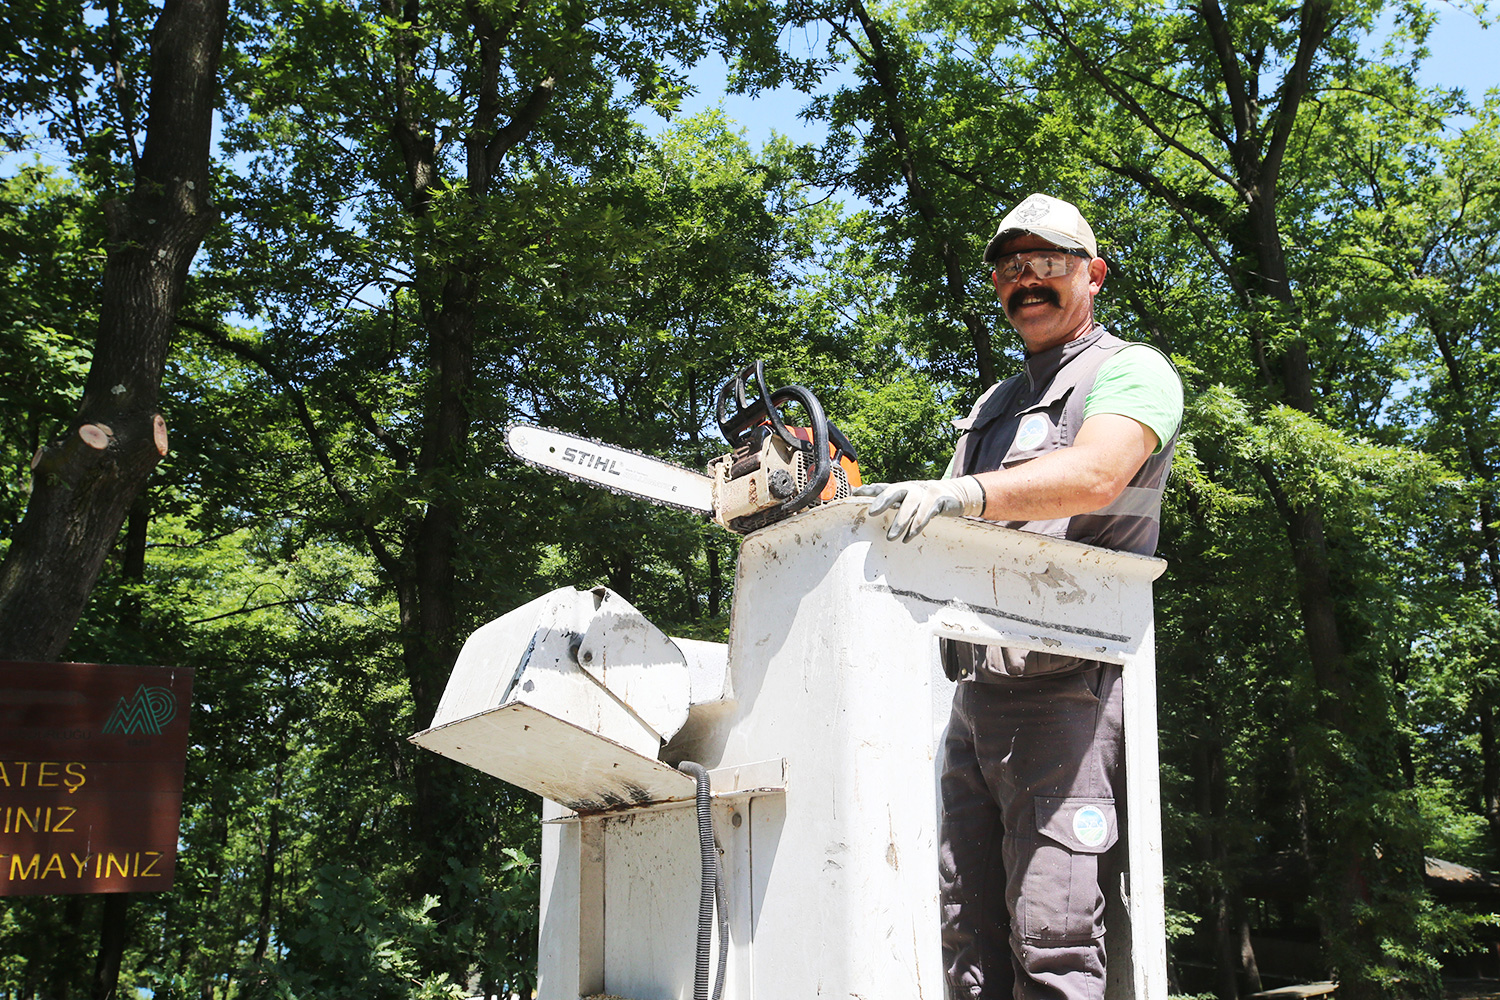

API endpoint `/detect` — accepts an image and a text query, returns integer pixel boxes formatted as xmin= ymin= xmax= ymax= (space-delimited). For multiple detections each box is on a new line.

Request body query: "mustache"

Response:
xmin=1007 ymin=286 xmax=1059 ymax=312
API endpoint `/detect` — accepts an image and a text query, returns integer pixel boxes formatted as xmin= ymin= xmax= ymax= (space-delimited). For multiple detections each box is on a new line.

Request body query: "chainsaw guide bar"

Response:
xmin=504 ymin=423 xmax=715 ymax=515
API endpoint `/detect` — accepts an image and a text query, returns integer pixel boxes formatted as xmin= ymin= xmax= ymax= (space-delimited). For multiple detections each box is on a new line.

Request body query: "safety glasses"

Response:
xmin=989 ymin=248 xmax=1092 ymax=286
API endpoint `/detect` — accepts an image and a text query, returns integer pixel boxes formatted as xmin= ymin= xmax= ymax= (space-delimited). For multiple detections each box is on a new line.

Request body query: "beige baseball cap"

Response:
xmin=983 ymin=193 xmax=1098 ymax=262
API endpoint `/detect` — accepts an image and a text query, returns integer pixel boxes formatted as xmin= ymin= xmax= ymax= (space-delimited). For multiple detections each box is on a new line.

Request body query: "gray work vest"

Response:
xmin=944 ymin=325 xmax=1178 ymax=680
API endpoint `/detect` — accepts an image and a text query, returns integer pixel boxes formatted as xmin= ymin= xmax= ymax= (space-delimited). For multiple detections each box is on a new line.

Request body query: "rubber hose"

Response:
xmin=677 ymin=761 xmax=725 ymax=1000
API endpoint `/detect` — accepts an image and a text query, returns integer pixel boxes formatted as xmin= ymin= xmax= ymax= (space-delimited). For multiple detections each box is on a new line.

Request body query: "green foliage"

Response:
xmin=4 ymin=0 xmax=1500 ymax=997
xmin=802 ymin=0 xmax=1498 ymax=991
xmin=240 ymin=867 xmax=466 ymax=1000
xmin=0 ymin=165 xmax=99 ymax=538
xmin=0 ymin=0 xmax=156 ymax=183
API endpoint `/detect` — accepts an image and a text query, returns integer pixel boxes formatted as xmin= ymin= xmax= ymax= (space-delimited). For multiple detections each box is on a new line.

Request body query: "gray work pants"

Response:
xmin=939 ymin=664 xmax=1124 ymax=1000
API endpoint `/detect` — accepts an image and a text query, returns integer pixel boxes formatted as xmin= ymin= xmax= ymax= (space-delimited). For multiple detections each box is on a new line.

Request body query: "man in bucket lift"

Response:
xmin=857 ymin=193 xmax=1183 ymax=1000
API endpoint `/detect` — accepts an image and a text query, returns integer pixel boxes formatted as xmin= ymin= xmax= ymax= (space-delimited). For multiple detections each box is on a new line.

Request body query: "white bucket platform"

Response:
xmin=412 ymin=499 xmax=1167 ymax=1000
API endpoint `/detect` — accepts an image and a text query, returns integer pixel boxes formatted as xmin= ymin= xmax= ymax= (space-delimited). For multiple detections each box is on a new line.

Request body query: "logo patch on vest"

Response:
xmin=1073 ymin=805 xmax=1108 ymax=848
xmin=1016 ymin=414 xmax=1050 ymax=451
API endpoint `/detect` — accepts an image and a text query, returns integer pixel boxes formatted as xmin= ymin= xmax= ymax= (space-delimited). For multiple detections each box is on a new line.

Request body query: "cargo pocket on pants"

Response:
xmin=1016 ymin=797 xmax=1117 ymax=942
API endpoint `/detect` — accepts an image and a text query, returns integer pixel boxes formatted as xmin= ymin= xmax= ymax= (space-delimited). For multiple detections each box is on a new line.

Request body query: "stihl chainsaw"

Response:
xmin=505 ymin=362 xmax=861 ymax=534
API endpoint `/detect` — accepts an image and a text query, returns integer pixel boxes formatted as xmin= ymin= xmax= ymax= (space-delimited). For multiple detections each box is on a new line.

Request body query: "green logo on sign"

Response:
xmin=102 ymin=685 xmax=177 ymax=735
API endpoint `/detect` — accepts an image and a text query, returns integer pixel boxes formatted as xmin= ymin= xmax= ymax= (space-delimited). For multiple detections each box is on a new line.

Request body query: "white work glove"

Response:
xmin=853 ymin=476 xmax=986 ymax=542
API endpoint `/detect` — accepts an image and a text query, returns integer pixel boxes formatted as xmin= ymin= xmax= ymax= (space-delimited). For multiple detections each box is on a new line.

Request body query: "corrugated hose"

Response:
xmin=677 ymin=761 xmax=727 ymax=1000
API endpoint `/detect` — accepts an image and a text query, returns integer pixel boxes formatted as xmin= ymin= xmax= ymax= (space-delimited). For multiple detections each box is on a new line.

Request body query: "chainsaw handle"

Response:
xmin=716 ymin=361 xmax=799 ymax=452
xmin=715 ymin=363 xmax=833 ymax=514
xmin=772 ymin=384 xmax=832 ymax=513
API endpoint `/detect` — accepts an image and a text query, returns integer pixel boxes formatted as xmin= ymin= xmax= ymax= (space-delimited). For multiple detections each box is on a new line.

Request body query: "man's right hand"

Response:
xmin=853 ymin=477 xmax=986 ymax=543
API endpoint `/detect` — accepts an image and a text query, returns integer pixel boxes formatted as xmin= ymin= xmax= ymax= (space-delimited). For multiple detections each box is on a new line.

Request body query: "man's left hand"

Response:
xmin=853 ymin=477 xmax=986 ymax=542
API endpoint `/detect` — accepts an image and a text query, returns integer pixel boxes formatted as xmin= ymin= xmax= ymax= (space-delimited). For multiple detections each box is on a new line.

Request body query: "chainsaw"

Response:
xmin=504 ymin=362 xmax=861 ymax=534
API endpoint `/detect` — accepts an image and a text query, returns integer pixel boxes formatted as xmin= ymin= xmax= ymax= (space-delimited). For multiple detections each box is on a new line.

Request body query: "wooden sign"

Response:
xmin=0 ymin=661 xmax=193 ymax=896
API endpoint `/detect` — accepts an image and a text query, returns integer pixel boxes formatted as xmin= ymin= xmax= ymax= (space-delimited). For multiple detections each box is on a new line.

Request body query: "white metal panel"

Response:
xmin=577 ymin=588 xmax=690 ymax=740
xmin=537 ymin=800 xmax=582 ymax=999
xmin=747 ymin=792 xmax=786 ymax=991
xmin=579 ymin=817 xmax=606 ymax=996
xmin=712 ymin=505 xmax=953 ymax=998
xmin=413 ymin=586 xmax=704 ymax=811
xmin=720 ymin=798 xmax=755 ymax=1000
xmin=540 ymin=789 xmax=774 ymax=1000
xmin=712 ymin=501 xmax=1161 ymax=999
xmin=411 ymin=702 xmax=693 ymax=812
xmin=838 ymin=505 xmax=1165 ymax=664
xmin=601 ymin=808 xmax=700 ymax=1000
xmin=660 ymin=638 xmax=734 ymax=767
xmin=429 ymin=588 xmax=578 ymax=729
xmin=671 ymin=637 xmax=730 ymax=706
xmin=1124 ymin=622 xmax=1168 ymax=1000
xmin=500 ymin=500 xmax=1165 ymax=1000
xmin=425 ymin=586 xmax=657 ymax=755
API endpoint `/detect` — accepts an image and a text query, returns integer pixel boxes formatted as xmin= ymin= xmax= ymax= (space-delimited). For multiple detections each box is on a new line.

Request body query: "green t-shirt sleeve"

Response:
xmin=1082 ymin=345 xmax=1183 ymax=453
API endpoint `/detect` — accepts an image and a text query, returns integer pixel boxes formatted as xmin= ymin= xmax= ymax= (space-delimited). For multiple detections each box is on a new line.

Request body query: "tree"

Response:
xmin=0 ymin=3 xmax=228 ymax=997
xmin=767 ymin=0 xmax=1488 ymax=993
xmin=1383 ymin=95 xmax=1500 ymax=859
xmin=193 ymin=6 xmax=847 ymax=965
xmin=200 ymin=0 xmax=727 ymax=979
xmin=0 ymin=0 xmax=229 ymax=662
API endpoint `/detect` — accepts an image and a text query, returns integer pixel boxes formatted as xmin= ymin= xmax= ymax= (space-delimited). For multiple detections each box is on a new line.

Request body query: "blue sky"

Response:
xmin=1405 ymin=2 xmax=1497 ymax=95
xmin=4 ymin=6 xmax=1490 ymax=180
xmin=638 ymin=4 xmax=1498 ymax=150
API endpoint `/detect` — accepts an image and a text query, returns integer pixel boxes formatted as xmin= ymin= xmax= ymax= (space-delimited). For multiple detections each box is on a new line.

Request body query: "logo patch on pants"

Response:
xmin=1072 ymin=805 xmax=1108 ymax=848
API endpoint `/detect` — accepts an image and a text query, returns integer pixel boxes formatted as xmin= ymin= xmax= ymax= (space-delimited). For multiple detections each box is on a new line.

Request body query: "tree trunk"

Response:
xmin=1429 ymin=320 xmax=1500 ymax=853
xmin=90 ymin=494 xmax=151 ymax=1000
xmin=91 ymin=894 xmax=131 ymax=1000
xmin=1194 ymin=703 xmax=1239 ymax=1000
xmin=0 ymin=0 xmax=226 ymax=662
xmin=253 ymin=752 xmax=284 ymax=964
xmin=384 ymin=0 xmax=556 ymax=977
xmin=707 ymin=542 xmax=723 ymax=619
xmin=1482 ymin=700 xmax=1500 ymax=852
xmin=1227 ymin=8 xmax=1419 ymax=980
xmin=399 ymin=291 xmax=481 ymax=979
xmin=1238 ymin=918 xmax=1264 ymax=994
